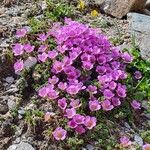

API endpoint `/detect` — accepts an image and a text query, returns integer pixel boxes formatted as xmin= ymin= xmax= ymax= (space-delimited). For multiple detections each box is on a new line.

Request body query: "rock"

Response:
xmin=7 ymin=142 xmax=35 ymax=150
xmin=10 ymin=17 xmax=26 ymax=27
xmin=102 ymin=0 xmax=147 ymax=18
xmin=144 ymin=113 xmax=150 ymax=119
xmin=24 ymin=57 xmax=37 ymax=69
xmin=145 ymin=0 xmax=150 ymax=10
xmin=18 ymin=108 xmax=25 ymax=115
xmin=5 ymin=77 xmax=14 ymax=84
xmin=7 ymin=96 xmax=17 ymax=110
xmin=40 ymin=1 xmax=47 ymax=11
xmin=128 ymin=13 xmax=150 ymax=33
xmin=5 ymin=87 xmax=19 ymax=94
xmin=86 ymin=144 xmax=94 ymax=150
xmin=128 ymin=13 xmax=150 ymax=60
xmin=0 ymin=103 xmax=9 ymax=114
xmin=134 ymin=134 xmax=143 ymax=146
xmin=87 ymin=0 xmax=105 ymax=6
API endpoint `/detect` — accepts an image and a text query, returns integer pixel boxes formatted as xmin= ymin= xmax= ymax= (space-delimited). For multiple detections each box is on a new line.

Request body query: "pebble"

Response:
xmin=134 ymin=134 xmax=143 ymax=147
xmin=18 ymin=109 xmax=25 ymax=115
xmin=5 ymin=76 xmax=14 ymax=84
xmin=86 ymin=144 xmax=95 ymax=150
xmin=7 ymin=98 xmax=16 ymax=110
xmin=7 ymin=142 xmax=35 ymax=150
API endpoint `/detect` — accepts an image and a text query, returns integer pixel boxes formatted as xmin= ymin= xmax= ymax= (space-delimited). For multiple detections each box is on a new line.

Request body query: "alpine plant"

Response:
xmin=12 ymin=18 xmax=133 ymax=140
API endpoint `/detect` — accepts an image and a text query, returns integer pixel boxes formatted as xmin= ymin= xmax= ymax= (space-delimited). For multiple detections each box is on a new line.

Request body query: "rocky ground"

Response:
xmin=0 ymin=0 xmax=150 ymax=150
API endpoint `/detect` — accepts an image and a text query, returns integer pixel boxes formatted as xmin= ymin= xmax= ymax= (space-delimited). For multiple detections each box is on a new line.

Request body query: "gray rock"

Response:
xmin=5 ymin=77 xmax=14 ymax=84
xmin=40 ymin=1 xmax=47 ymax=11
xmin=5 ymin=87 xmax=19 ymax=94
xmin=35 ymin=14 xmax=44 ymax=20
xmin=18 ymin=109 xmax=25 ymax=115
xmin=18 ymin=114 xmax=23 ymax=119
xmin=0 ymin=40 xmax=9 ymax=48
xmin=86 ymin=144 xmax=94 ymax=150
xmin=7 ymin=98 xmax=16 ymax=110
xmin=128 ymin=13 xmax=150 ymax=60
xmin=134 ymin=134 xmax=143 ymax=146
xmin=7 ymin=142 xmax=35 ymax=150
xmin=128 ymin=13 xmax=150 ymax=34
xmin=24 ymin=57 xmax=37 ymax=69
xmin=14 ymin=138 xmax=21 ymax=144
xmin=144 ymin=113 xmax=150 ymax=119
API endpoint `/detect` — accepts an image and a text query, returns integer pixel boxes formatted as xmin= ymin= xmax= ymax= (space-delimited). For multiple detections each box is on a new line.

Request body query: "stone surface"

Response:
xmin=134 ymin=134 xmax=143 ymax=146
xmin=7 ymin=142 xmax=35 ymax=150
xmin=102 ymin=0 xmax=147 ymax=18
xmin=128 ymin=12 xmax=150 ymax=60
xmin=5 ymin=77 xmax=14 ymax=84
xmin=7 ymin=96 xmax=17 ymax=110
xmin=86 ymin=144 xmax=95 ymax=150
xmin=145 ymin=0 xmax=150 ymax=10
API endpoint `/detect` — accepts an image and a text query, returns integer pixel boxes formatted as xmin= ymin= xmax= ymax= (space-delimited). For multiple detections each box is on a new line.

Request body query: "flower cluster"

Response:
xmin=12 ymin=19 xmax=134 ymax=140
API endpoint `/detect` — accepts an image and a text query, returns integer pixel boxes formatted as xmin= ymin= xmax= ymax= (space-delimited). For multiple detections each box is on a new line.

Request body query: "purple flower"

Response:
xmin=98 ymin=74 xmax=112 ymax=84
xmin=134 ymin=71 xmax=142 ymax=80
xmin=16 ymin=28 xmax=27 ymax=38
xmin=75 ymin=125 xmax=86 ymax=135
xmin=102 ymin=100 xmax=114 ymax=111
xmin=38 ymin=52 xmax=48 ymax=62
xmin=37 ymin=33 xmax=47 ymax=42
xmin=131 ymin=100 xmax=141 ymax=110
xmin=47 ymin=90 xmax=59 ymax=100
xmin=112 ymin=70 xmax=120 ymax=81
xmin=97 ymin=55 xmax=107 ymax=64
xmin=111 ymin=61 xmax=120 ymax=70
xmin=14 ymin=60 xmax=24 ymax=73
xmin=52 ymin=61 xmax=64 ymax=73
xmin=69 ymin=51 xmax=79 ymax=60
xmin=81 ymin=53 xmax=95 ymax=63
xmin=111 ymin=97 xmax=121 ymax=106
xmin=38 ymin=86 xmax=49 ymax=97
xmin=52 ymin=127 xmax=67 ymax=140
xmin=120 ymin=136 xmax=131 ymax=147
xmin=48 ymin=76 xmax=59 ymax=85
xmin=65 ymin=108 xmax=76 ymax=119
xmin=82 ymin=61 xmax=93 ymax=70
xmin=12 ymin=43 xmax=24 ymax=56
xmin=58 ymin=82 xmax=67 ymax=90
xmin=89 ymin=100 xmax=101 ymax=111
xmin=73 ymin=114 xmax=85 ymax=124
xmin=119 ymin=71 xmax=128 ymax=79
xmin=122 ymin=52 xmax=133 ymax=63
xmin=66 ymin=85 xmax=81 ymax=95
xmin=143 ymin=144 xmax=150 ymax=150
xmin=84 ymin=116 xmax=97 ymax=130
xmin=38 ymin=45 xmax=48 ymax=52
xmin=58 ymin=98 xmax=67 ymax=110
xmin=96 ymin=66 xmax=106 ymax=74
xmin=48 ymin=51 xmax=58 ymax=59
xmin=70 ymin=99 xmax=81 ymax=109
xmin=23 ymin=43 xmax=35 ymax=53
xmin=87 ymin=85 xmax=97 ymax=94
xmin=116 ymin=84 xmax=126 ymax=98
xmin=103 ymin=89 xmax=114 ymax=99
xmin=109 ymin=81 xmax=117 ymax=90
xmin=63 ymin=56 xmax=73 ymax=66
xmin=68 ymin=120 xmax=77 ymax=128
